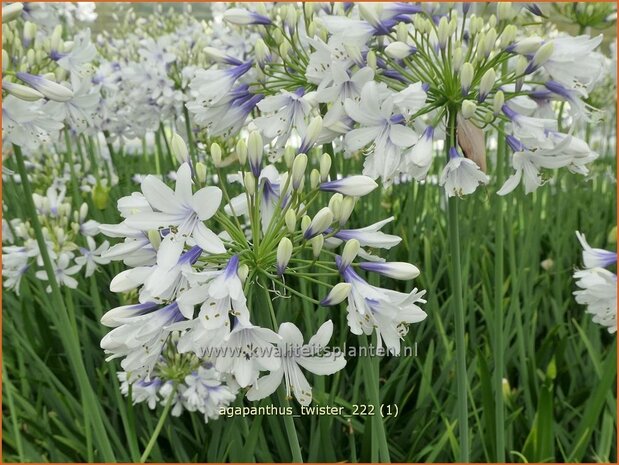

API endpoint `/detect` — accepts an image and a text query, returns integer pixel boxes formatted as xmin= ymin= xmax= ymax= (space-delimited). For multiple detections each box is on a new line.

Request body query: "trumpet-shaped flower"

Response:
xmin=247 ymin=320 xmax=346 ymax=405
xmin=125 ymin=163 xmax=225 ymax=268
xmin=344 ymin=81 xmax=418 ymax=183
xmin=440 ymin=147 xmax=489 ymax=197
xmin=214 ymin=320 xmax=281 ymax=388
xmin=336 ymin=256 xmax=426 ymax=355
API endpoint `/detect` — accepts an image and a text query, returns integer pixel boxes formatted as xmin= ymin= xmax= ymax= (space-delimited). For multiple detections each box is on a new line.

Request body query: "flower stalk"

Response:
xmin=445 ymin=111 xmax=469 ymax=461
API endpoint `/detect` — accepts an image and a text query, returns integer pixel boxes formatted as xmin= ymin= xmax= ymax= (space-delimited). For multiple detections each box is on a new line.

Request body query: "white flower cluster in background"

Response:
xmin=2 ymin=182 xmax=109 ymax=294
xmin=574 ymin=231 xmax=617 ymax=333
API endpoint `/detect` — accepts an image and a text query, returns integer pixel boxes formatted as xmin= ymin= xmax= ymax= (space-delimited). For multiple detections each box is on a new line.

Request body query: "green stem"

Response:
xmin=140 ymin=387 xmax=176 ymax=463
xmin=494 ymin=118 xmax=506 ymax=462
xmin=182 ymin=105 xmax=199 ymax=169
xmin=12 ymin=144 xmax=116 ymax=461
xmin=445 ymin=111 xmax=470 ymax=461
xmin=360 ymin=334 xmax=390 ymax=462
xmin=278 ymin=388 xmax=304 ymax=463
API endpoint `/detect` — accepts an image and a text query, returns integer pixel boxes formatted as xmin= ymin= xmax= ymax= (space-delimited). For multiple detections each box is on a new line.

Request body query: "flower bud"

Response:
xmin=328 ymin=193 xmax=343 ymax=220
xmin=223 ymin=8 xmax=272 ymax=26
xmin=527 ymin=41 xmax=554 ymax=73
xmin=238 ymin=264 xmax=249 ymax=282
xmin=366 ymin=50 xmax=377 ymax=70
xmin=196 ymin=162 xmax=207 ymax=183
xmin=303 ymin=207 xmax=333 ymax=239
xmin=452 ymin=46 xmax=463 ymax=72
xmin=255 ymin=38 xmax=270 ymax=67
xmin=484 ymin=28 xmax=497 ymax=56
xmin=341 ymin=239 xmax=360 ymax=268
xmin=16 ymin=72 xmax=73 ymax=102
xmin=460 ymin=62 xmax=474 ymax=95
xmin=276 ymin=237 xmax=293 ymax=276
xmin=437 ymin=16 xmax=449 ymax=50
xmin=359 ymin=261 xmax=420 ymax=280
xmin=272 ymin=28 xmax=284 ymax=45
xmin=478 ymin=68 xmax=496 ymax=102
xmin=79 ymin=203 xmax=89 ymax=223
xmin=170 ymin=132 xmax=189 ymax=164
xmin=339 ymin=197 xmax=355 ymax=225
xmin=385 ymin=41 xmax=415 ymax=59
xmin=500 ymin=25 xmax=517 ymax=48
xmin=209 ymin=142 xmax=222 ymax=167
xmin=299 ymin=116 xmax=322 ymax=154
xmin=540 ymin=258 xmax=554 ymax=271
xmin=319 ymin=153 xmax=331 ymax=181
xmin=244 ymin=172 xmax=256 ymax=196
xmin=320 ymin=175 xmax=378 ymax=197
xmin=236 ymin=139 xmax=247 ymax=165
xmin=291 ymin=153 xmax=308 ymax=190
xmin=54 ymin=67 xmax=67 ymax=83
xmin=248 ymin=131 xmax=263 ymax=177
xmin=2 ymin=50 xmax=8 ymax=72
xmin=307 ymin=21 xmax=316 ymax=38
xmin=311 ymin=234 xmax=324 ymax=258
xmin=497 ymin=2 xmax=516 ymax=21
xmin=310 ymin=169 xmax=320 ymax=189
xmin=2 ymin=80 xmax=44 ymax=101
xmin=461 ymin=100 xmax=477 ymax=119
xmin=279 ymin=41 xmax=291 ymax=58
xmin=396 ymin=22 xmax=408 ymax=43
xmin=285 ymin=209 xmax=296 ymax=233
xmin=284 ymin=145 xmax=296 ymax=168
xmin=493 ymin=90 xmax=504 ymax=115
xmin=320 ymin=282 xmax=351 ymax=306
xmin=202 ymin=46 xmax=232 ymax=63
xmin=476 ymin=32 xmax=488 ymax=58
xmin=2 ymin=2 xmax=23 ymax=23
xmin=50 ymin=25 xmax=63 ymax=53
xmin=23 ymin=21 xmax=36 ymax=45
xmin=301 ymin=215 xmax=311 ymax=234
xmin=510 ymin=37 xmax=543 ymax=54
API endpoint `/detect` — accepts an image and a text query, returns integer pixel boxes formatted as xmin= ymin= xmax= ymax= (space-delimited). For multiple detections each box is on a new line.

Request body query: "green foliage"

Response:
xmin=3 ymin=134 xmax=616 ymax=462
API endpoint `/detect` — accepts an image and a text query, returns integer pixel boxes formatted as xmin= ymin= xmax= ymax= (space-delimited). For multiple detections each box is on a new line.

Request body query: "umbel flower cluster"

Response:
xmin=185 ymin=2 xmax=604 ymax=194
xmin=99 ymin=131 xmax=426 ymax=416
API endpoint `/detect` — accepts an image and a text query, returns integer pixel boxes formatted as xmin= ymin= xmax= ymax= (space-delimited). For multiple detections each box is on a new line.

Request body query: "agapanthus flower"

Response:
xmin=573 ymin=231 xmax=617 ymax=334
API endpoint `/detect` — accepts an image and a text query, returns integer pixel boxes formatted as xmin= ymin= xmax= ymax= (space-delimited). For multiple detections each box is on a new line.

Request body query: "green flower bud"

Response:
xmin=196 ymin=162 xmax=207 ymax=183
xmin=285 ymin=209 xmax=296 ymax=233
xmin=310 ymin=169 xmax=320 ymax=189
xmin=311 ymin=234 xmax=324 ymax=258
xmin=493 ymin=91 xmax=504 ymax=115
xmin=328 ymin=193 xmax=343 ymax=220
xmin=210 ymin=142 xmax=222 ymax=167
xmin=291 ymin=153 xmax=308 ymax=190
xmin=460 ymin=62 xmax=474 ymax=94
xmin=276 ymin=237 xmax=293 ymax=276
xmin=341 ymin=239 xmax=360 ymax=268
xmin=236 ymin=139 xmax=247 ymax=165
xmin=461 ymin=100 xmax=477 ymax=119
xmin=244 ymin=172 xmax=256 ymax=196
xmin=437 ymin=16 xmax=449 ymax=49
xmin=170 ymin=132 xmax=189 ymax=164
xmin=319 ymin=153 xmax=331 ymax=181
xmin=339 ymin=197 xmax=355 ymax=225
